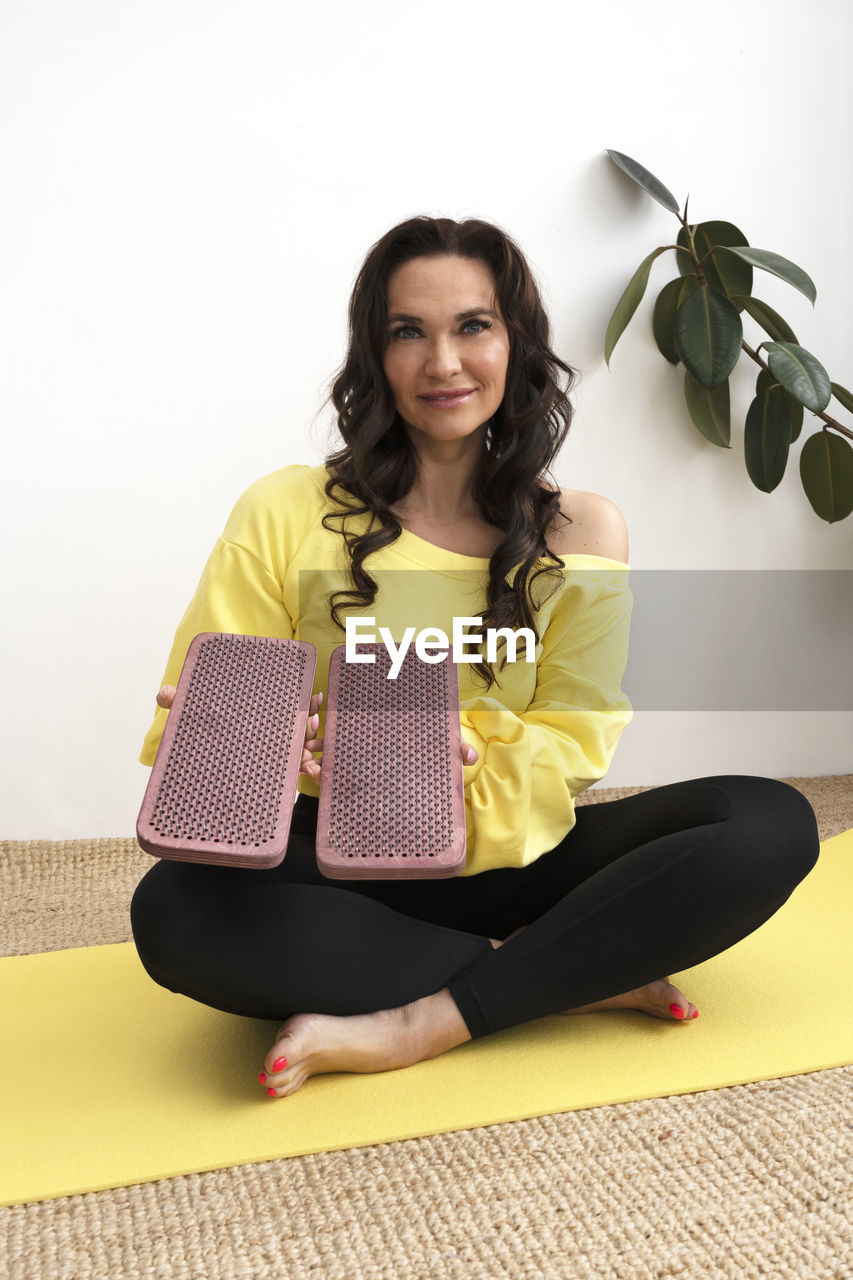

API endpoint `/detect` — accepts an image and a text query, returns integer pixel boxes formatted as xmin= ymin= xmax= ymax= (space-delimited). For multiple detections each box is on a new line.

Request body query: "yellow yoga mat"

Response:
xmin=2 ymin=828 xmax=852 ymax=1207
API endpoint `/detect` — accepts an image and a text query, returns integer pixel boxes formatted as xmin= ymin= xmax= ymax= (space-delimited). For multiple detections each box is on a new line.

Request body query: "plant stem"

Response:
xmin=741 ymin=341 xmax=853 ymax=441
xmin=676 ymin=215 xmax=707 ymax=286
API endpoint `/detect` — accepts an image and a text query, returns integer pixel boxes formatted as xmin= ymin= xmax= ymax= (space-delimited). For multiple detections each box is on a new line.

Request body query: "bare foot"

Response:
xmin=259 ymin=987 xmax=472 ymax=1099
xmin=489 ymin=929 xmax=698 ymax=1022
xmin=558 ymin=976 xmax=699 ymax=1021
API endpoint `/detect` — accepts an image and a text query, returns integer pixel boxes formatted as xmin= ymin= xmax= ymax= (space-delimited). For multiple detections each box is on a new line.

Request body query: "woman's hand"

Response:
xmin=155 ymin=684 xmax=325 ymax=780
xmin=156 ymin=684 xmax=474 ymax=774
xmin=300 ymin=691 xmax=324 ymax=780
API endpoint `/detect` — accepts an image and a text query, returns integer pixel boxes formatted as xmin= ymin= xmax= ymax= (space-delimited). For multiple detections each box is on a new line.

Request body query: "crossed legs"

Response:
xmin=130 ymin=775 xmax=820 ymax=1098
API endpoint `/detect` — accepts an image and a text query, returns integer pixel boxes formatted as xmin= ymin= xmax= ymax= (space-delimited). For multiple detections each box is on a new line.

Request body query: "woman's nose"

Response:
xmin=424 ymin=336 xmax=463 ymax=379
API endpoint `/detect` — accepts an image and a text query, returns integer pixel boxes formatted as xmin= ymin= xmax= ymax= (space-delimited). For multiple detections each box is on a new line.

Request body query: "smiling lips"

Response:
xmin=419 ymin=389 xmax=475 ymax=408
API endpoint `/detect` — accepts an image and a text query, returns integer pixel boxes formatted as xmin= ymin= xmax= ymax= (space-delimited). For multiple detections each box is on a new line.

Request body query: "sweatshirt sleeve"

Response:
xmin=139 ymin=472 xmax=300 ymax=766
xmin=457 ymin=564 xmax=634 ymax=875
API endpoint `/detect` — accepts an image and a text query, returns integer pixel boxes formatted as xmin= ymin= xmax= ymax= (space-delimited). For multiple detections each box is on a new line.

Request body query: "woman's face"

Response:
xmin=382 ymin=255 xmax=511 ymax=446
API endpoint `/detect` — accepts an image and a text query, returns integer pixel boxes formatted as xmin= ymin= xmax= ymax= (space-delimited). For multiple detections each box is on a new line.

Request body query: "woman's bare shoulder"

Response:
xmin=546 ymin=488 xmax=629 ymax=562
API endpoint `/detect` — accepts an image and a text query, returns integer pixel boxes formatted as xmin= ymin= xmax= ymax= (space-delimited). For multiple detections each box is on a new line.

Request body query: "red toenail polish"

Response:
xmin=272 ymin=1057 xmax=287 ymax=1071
xmin=258 ymin=1073 xmax=266 ymax=1084
xmin=669 ymin=1003 xmax=685 ymax=1018
xmin=692 ymin=1010 xmax=699 ymax=1019
xmin=267 ymin=1087 xmax=277 ymax=1097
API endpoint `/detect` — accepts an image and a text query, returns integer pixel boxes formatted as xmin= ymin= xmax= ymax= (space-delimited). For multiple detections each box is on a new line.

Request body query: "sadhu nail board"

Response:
xmin=137 ymin=633 xmax=316 ymax=870
xmin=316 ymin=642 xmax=466 ymax=880
xmin=137 ymin=633 xmax=466 ymax=878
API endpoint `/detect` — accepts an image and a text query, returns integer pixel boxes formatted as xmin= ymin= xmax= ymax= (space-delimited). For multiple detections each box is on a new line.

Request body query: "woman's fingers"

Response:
xmin=156 ymin=684 xmax=176 ymax=709
xmin=300 ymin=753 xmax=321 ymax=780
xmin=300 ymin=701 xmax=324 ymax=777
xmin=461 ymin=738 xmax=478 ymax=765
xmin=304 ymin=693 xmax=324 ymax=743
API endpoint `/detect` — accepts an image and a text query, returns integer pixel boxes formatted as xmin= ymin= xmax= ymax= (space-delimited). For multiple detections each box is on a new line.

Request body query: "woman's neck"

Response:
xmin=397 ymin=433 xmax=484 ymax=526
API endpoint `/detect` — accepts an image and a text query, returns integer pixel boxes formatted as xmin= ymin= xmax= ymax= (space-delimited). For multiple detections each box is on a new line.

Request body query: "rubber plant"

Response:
xmin=604 ymin=149 xmax=853 ymax=524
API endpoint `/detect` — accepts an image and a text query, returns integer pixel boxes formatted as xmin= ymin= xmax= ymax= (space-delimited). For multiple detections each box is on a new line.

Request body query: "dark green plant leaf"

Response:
xmin=718 ymin=247 xmax=816 ymax=305
xmin=831 ymin=382 xmax=853 ymax=414
xmin=674 ymin=286 xmax=743 ymax=389
xmin=799 ymin=429 xmax=853 ymax=522
xmin=652 ymin=276 xmax=699 ymax=364
xmin=744 ymin=391 xmax=791 ymax=491
xmin=756 ymin=368 xmax=803 ymax=441
xmin=676 ymin=222 xmax=752 ymax=306
xmin=734 ymin=296 xmax=798 ymax=343
xmin=764 ymin=342 xmax=831 ymax=412
xmin=605 ymin=150 xmax=681 ymax=214
xmin=604 ymin=246 xmax=670 ymax=366
xmin=683 ymin=370 xmax=731 ymax=446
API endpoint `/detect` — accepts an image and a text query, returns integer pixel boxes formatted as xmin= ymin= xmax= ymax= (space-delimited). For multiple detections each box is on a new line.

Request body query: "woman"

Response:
xmin=131 ymin=216 xmax=821 ymax=1099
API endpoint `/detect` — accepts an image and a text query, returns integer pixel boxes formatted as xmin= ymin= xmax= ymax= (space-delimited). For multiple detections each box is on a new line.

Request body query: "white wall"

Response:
xmin=2 ymin=0 xmax=851 ymax=839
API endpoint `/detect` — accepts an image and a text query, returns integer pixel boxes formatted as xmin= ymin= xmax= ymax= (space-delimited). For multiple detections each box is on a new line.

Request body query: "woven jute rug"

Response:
xmin=2 ymin=777 xmax=852 ymax=1280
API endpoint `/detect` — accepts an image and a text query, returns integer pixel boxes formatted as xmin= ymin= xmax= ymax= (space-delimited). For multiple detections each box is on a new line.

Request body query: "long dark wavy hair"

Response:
xmin=321 ymin=215 xmax=577 ymax=690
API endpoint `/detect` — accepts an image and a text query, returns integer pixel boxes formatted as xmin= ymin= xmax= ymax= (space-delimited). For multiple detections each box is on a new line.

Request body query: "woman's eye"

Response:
xmin=389 ymin=319 xmax=492 ymax=341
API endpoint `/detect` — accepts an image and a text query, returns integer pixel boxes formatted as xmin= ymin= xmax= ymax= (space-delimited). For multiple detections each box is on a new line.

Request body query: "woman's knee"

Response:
xmin=129 ymin=860 xmax=218 ymax=984
xmin=130 ymin=863 xmax=175 ymax=976
xmin=772 ymin=779 xmax=821 ymax=879
xmin=722 ymin=774 xmax=820 ymax=886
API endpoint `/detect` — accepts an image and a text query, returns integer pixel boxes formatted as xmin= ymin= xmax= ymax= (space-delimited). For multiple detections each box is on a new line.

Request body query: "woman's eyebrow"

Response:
xmin=386 ymin=307 xmax=500 ymax=324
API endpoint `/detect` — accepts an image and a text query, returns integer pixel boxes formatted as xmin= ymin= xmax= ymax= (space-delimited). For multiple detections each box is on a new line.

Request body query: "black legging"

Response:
xmin=130 ymin=775 xmax=821 ymax=1041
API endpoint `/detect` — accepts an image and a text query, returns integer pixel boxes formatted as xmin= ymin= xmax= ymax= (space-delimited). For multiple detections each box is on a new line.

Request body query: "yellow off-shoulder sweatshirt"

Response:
xmin=140 ymin=464 xmax=634 ymax=876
